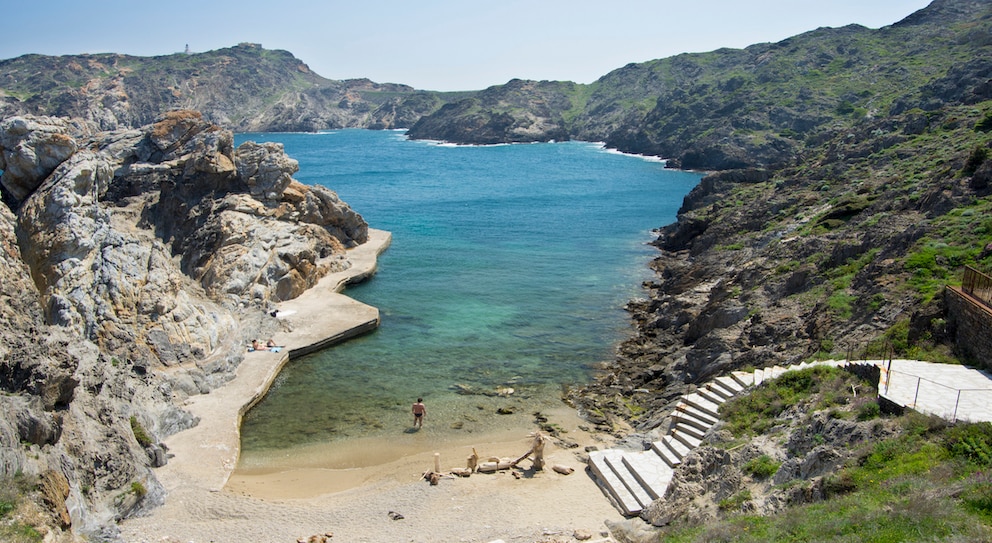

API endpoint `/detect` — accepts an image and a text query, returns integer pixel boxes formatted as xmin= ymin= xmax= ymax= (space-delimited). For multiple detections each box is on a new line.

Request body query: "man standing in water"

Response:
xmin=412 ymin=398 xmax=426 ymax=428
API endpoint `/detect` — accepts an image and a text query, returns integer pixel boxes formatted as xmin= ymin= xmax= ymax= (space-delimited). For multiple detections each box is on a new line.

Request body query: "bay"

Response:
xmin=233 ymin=129 xmax=701 ymax=468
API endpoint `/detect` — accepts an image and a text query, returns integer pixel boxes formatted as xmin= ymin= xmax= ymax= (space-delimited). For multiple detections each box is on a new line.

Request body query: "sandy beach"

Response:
xmin=119 ymin=229 xmax=627 ymax=543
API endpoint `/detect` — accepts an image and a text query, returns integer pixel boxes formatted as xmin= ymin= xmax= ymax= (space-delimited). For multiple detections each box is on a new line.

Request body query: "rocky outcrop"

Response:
xmin=0 ymin=111 xmax=370 ymax=540
xmin=573 ymin=84 xmax=992 ymax=435
xmin=6 ymin=110 xmax=368 ymax=366
xmin=407 ymin=79 xmax=574 ymax=144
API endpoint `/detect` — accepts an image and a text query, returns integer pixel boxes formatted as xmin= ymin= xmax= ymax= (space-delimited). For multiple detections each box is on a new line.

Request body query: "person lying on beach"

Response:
xmin=249 ymin=339 xmax=268 ymax=352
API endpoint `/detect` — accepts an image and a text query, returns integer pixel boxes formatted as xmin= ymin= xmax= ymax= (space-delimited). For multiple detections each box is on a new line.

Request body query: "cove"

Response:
xmin=233 ymin=129 xmax=701 ymax=470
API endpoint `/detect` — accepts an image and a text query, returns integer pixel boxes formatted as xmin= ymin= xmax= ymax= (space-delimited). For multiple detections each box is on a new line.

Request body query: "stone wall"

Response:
xmin=946 ymin=287 xmax=992 ymax=370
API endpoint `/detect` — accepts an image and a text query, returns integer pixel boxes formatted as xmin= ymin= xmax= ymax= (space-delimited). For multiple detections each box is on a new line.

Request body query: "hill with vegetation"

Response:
xmin=0 ymin=42 xmax=465 ymax=132
xmin=563 ymin=0 xmax=992 ymax=539
xmin=409 ymin=0 xmax=992 ymax=171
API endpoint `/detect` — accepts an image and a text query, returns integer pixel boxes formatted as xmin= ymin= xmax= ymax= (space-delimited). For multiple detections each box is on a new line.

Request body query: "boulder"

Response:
xmin=235 ymin=140 xmax=298 ymax=201
xmin=0 ymin=116 xmax=82 ymax=203
xmin=16 ymin=407 xmax=62 ymax=446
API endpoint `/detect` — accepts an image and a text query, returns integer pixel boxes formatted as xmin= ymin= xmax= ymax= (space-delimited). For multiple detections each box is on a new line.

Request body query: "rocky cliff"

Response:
xmin=0 ymin=111 xmax=368 ymax=540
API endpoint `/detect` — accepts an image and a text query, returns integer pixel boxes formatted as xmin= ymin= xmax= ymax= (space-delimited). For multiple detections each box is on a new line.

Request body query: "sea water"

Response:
xmin=233 ymin=129 xmax=700 ymax=468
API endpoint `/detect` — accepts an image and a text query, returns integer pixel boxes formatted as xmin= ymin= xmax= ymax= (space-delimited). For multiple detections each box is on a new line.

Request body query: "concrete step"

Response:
xmin=672 ymin=420 xmax=706 ymax=440
xmin=658 ymin=434 xmax=693 ymax=462
xmin=671 ymin=427 xmax=704 ymax=449
xmin=604 ymin=453 xmax=653 ymax=510
xmin=682 ymin=392 xmax=722 ymax=418
xmin=731 ymin=370 xmax=755 ymax=388
xmin=704 ymin=383 xmax=735 ymax=401
xmin=622 ymin=451 xmax=674 ymax=500
xmin=768 ymin=365 xmax=787 ymax=379
xmin=711 ymin=376 xmax=745 ymax=397
xmin=651 ymin=439 xmax=683 ymax=467
xmin=673 ymin=405 xmax=718 ymax=430
xmin=588 ymin=450 xmax=644 ymax=516
xmin=753 ymin=368 xmax=766 ymax=386
xmin=697 ymin=386 xmax=728 ymax=405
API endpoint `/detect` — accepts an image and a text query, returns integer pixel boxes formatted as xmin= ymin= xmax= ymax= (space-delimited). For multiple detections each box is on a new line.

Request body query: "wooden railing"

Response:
xmin=962 ymin=265 xmax=992 ymax=311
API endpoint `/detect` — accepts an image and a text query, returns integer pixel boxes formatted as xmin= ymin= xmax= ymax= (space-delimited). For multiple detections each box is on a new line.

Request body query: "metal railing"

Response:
xmin=962 ymin=265 xmax=992 ymax=311
xmin=845 ymin=341 xmax=894 ymax=366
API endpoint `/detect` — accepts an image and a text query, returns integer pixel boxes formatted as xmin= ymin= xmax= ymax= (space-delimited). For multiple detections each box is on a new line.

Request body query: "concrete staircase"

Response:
xmin=588 ymin=360 xmax=852 ymax=515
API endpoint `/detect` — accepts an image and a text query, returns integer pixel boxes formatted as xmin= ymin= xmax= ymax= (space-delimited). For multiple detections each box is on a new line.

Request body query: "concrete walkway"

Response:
xmin=881 ymin=359 xmax=992 ymax=423
xmin=149 ymin=228 xmax=391 ymax=495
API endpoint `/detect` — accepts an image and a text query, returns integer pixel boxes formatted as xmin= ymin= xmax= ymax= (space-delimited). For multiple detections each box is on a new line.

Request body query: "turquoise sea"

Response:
xmin=233 ymin=129 xmax=701 ymax=469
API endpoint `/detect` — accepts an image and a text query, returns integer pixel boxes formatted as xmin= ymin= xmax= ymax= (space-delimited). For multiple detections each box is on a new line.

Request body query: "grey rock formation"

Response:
xmin=0 ymin=115 xmax=85 ymax=202
xmin=0 ymin=111 xmax=370 ymax=540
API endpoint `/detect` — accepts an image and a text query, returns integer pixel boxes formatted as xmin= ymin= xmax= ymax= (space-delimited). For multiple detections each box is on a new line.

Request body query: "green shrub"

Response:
xmin=944 ymin=423 xmax=992 ymax=467
xmin=962 ymin=475 xmax=992 ymax=521
xmin=130 ymin=416 xmax=153 ymax=447
xmin=964 ymin=145 xmax=989 ymax=176
xmin=975 ymin=111 xmax=992 ymax=132
xmin=857 ymin=401 xmax=881 ymax=421
xmin=718 ymin=489 xmax=752 ymax=511
xmin=131 ymin=481 xmax=147 ymax=498
xmin=744 ymin=455 xmax=780 ymax=479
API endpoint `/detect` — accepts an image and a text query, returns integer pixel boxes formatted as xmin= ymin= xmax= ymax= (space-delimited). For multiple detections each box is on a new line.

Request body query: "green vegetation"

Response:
xmin=943 ymin=422 xmax=992 ymax=467
xmin=964 ymin=146 xmax=989 ymax=176
xmin=0 ymin=474 xmax=43 ymax=543
xmin=720 ymin=366 xmax=867 ymax=437
xmin=976 ymin=110 xmax=992 ymax=132
xmin=664 ymin=394 xmax=992 ymax=542
xmin=743 ymin=455 xmax=780 ymax=479
xmin=856 ymin=400 xmax=881 ymax=421
xmin=130 ymin=481 xmax=147 ymax=498
xmin=903 ymin=192 xmax=992 ymax=303
xmin=718 ymin=489 xmax=753 ymax=511
xmin=130 ymin=416 xmax=152 ymax=447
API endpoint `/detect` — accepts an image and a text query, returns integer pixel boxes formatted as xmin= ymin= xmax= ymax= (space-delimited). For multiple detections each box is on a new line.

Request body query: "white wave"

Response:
xmin=601 ymin=146 xmax=668 ymax=164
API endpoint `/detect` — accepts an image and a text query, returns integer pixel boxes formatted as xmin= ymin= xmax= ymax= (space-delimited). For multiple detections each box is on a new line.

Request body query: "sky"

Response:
xmin=1 ymin=0 xmax=934 ymax=91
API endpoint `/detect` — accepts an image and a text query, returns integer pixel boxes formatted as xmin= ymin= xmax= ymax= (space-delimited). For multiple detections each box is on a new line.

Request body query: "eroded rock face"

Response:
xmin=0 ymin=111 xmax=370 ymax=540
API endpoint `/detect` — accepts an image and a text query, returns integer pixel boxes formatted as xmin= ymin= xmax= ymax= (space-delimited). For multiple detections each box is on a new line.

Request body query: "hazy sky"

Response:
xmin=2 ymin=0 xmax=933 ymax=91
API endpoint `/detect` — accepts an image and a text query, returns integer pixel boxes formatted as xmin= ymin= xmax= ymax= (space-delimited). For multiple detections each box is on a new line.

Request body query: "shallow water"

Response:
xmin=233 ymin=130 xmax=700 ymax=469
